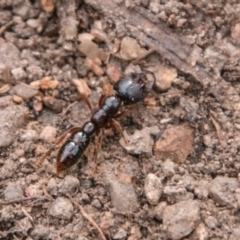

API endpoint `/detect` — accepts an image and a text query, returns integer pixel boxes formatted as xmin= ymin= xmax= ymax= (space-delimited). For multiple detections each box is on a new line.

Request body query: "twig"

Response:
xmin=210 ymin=110 xmax=227 ymax=148
xmin=21 ymin=206 xmax=34 ymax=223
xmin=0 ymin=20 xmax=14 ymax=36
xmin=0 ymin=196 xmax=49 ymax=206
xmin=66 ymin=194 xmax=107 ymax=240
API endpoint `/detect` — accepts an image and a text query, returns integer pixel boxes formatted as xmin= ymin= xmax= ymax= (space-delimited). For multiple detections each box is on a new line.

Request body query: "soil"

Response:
xmin=1 ymin=0 xmax=240 ymax=240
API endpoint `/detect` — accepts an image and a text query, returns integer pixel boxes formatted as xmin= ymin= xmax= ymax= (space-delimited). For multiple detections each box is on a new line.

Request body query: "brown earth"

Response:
xmin=1 ymin=0 xmax=240 ymax=240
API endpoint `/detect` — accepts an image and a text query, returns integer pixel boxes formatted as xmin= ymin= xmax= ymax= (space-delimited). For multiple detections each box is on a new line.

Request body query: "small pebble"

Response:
xmin=162 ymin=159 xmax=175 ymax=176
xmin=109 ymin=179 xmax=138 ymax=212
xmin=43 ymin=96 xmax=65 ymax=113
xmin=113 ymin=228 xmax=127 ymax=240
xmin=209 ymin=176 xmax=239 ymax=208
xmin=0 ymin=43 xmax=21 ymax=68
xmin=12 ymin=94 xmax=23 ymax=104
xmin=4 ymin=183 xmax=24 ymax=200
xmin=20 ymin=129 xmax=38 ymax=141
xmin=12 ymin=83 xmax=38 ymax=100
xmin=26 ymin=18 xmax=41 ymax=28
xmin=81 ymin=193 xmax=91 ymax=203
xmin=48 ymin=197 xmax=73 ymax=220
xmin=11 ymin=67 xmax=27 ymax=81
xmin=30 ymin=225 xmax=50 ymax=240
xmin=194 ymin=223 xmax=208 ymax=240
xmin=25 ymin=184 xmax=42 ymax=197
xmin=120 ymin=126 xmax=159 ymax=155
xmin=39 ymin=126 xmax=57 ymax=143
xmin=144 ymin=173 xmax=163 ymax=205
xmin=47 ymin=178 xmax=58 ymax=197
xmin=120 ymin=36 xmax=147 ymax=60
xmin=19 ymin=217 xmax=32 ymax=232
xmin=58 ymin=175 xmax=80 ymax=195
xmin=26 ymin=65 xmax=44 ymax=81
xmin=153 ymin=201 xmax=167 ymax=221
xmin=204 ymin=216 xmax=218 ymax=229
xmin=91 ymin=198 xmax=102 ymax=209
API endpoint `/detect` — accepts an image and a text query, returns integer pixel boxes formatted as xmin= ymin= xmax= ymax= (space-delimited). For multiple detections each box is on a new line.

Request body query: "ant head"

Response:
xmin=114 ymin=71 xmax=156 ymax=105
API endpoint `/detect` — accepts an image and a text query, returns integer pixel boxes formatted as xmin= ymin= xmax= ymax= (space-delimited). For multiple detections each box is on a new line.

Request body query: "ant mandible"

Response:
xmin=37 ymin=70 xmax=156 ymax=174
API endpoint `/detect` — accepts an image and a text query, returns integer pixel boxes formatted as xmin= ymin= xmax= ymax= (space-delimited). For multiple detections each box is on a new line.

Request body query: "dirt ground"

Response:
xmin=1 ymin=0 xmax=240 ymax=239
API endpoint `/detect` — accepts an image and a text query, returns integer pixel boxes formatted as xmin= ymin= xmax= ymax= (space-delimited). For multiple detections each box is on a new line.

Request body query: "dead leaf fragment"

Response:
xmin=72 ymin=78 xmax=92 ymax=97
xmin=41 ymin=0 xmax=55 ymax=13
xmin=154 ymin=123 xmax=194 ymax=163
xmin=0 ymin=84 xmax=11 ymax=94
xmin=78 ymin=33 xmax=107 ymax=61
xmin=40 ymin=77 xmax=59 ymax=90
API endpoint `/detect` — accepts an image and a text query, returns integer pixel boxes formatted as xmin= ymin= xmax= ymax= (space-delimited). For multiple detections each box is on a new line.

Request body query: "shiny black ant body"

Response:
xmin=37 ymin=71 xmax=155 ymax=174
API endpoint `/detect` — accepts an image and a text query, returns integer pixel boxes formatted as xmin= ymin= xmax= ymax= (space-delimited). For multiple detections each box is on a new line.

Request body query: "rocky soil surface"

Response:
xmin=1 ymin=0 xmax=240 ymax=240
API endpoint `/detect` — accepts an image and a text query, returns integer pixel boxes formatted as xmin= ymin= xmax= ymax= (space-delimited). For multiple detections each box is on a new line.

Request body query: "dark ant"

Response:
xmin=37 ymin=71 xmax=155 ymax=174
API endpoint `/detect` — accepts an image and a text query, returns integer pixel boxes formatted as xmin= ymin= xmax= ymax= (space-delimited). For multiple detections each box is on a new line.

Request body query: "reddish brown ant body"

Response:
xmin=37 ymin=71 xmax=155 ymax=174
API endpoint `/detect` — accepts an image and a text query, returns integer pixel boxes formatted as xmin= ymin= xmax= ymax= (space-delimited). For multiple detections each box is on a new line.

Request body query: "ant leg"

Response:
xmin=110 ymin=119 xmax=128 ymax=145
xmin=131 ymin=49 xmax=155 ymax=65
xmin=92 ymin=129 xmax=103 ymax=173
xmin=36 ymin=127 xmax=81 ymax=166
xmin=113 ymin=105 xmax=136 ymax=119
xmin=98 ymin=93 xmax=106 ymax=107
xmin=80 ymin=94 xmax=93 ymax=114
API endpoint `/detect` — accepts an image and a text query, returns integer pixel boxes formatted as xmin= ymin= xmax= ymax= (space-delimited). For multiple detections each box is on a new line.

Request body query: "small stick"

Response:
xmin=66 ymin=194 xmax=107 ymax=240
xmin=0 ymin=196 xmax=49 ymax=206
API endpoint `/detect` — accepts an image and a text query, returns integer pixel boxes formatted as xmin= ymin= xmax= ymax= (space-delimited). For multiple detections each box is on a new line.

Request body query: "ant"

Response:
xmin=37 ymin=71 xmax=156 ymax=174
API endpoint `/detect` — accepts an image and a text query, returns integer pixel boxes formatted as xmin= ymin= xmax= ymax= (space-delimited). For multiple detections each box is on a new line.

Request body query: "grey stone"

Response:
xmin=120 ymin=126 xmax=159 ymax=155
xmin=48 ymin=197 xmax=73 ymax=220
xmin=91 ymin=198 xmax=102 ymax=209
xmin=47 ymin=178 xmax=58 ymax=197
xmin=11 ymin=67 xmax=27 ymax=81
xmin=30 ymin=225 xmax=49 ymax=240
xmin=163 ymin=200 xmax=200 ymax=240
xmin=58 ymin=175 xmax=80 ymax=195
xmin=162 ymin=159 xmax=175 ymax=176
xmin=13 ymin=83 xmax=38 ymax=100
xmin=113 ymin=228 xmax=127 ymax=239
xmin=164 ymin=186 xmax=194 ymax=203
xmin=209 ymin=176 xmax=239 ymax=208
xmin=153 ymin=201 xmax=167 ymax=221
xmin=204 ymin=216 xmax=219 ymax=229
xmin=0 ymin=43 xmax=21 ymax=68
xmin=109 ymin=179 xmax=138 ymax=213
xmin=4 ymin=183 xmax=24 ymax=200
